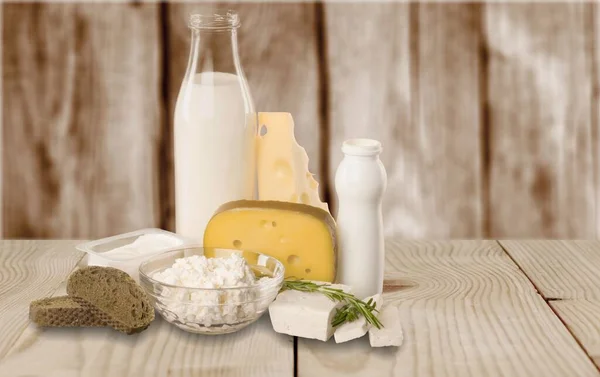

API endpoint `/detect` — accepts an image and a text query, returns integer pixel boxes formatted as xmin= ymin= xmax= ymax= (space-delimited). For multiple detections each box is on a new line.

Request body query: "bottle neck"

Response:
xmin=188 ymin=29 xmax=243 ymax=76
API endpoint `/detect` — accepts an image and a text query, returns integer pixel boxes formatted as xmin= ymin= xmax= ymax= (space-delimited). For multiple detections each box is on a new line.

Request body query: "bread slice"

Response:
xmin=66 ymin=266 xmax=155 ymax=334
xmin=30 ymin=296 xmax=107 ymax=328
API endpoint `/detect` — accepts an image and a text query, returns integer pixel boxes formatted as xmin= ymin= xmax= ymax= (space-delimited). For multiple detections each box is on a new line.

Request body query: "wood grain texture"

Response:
xmin=500 ymin=240 xmax=600 ymax=300
xmin=324 ymin=3 xmax=482 ymax=238
xmin=3 ymin=255 xmax=89 ymax=359
xmin=164 ymin=2 xmax=321 ymax=230
xmin=298 ymin=240 xmax=600 ymax=377
xmin=0 ymin=240 xmax=83 ymax=359
xmin=0 ymin=316 xmax=293 ymax=377
xmin=486 ymin=3 xmax=595 ymax=238
xmin=2 ymin=3 xmax=162 ymax=239
xmin=594 ymin=3 xmax=600 ymax=239
xmin=0 ymin=4 xmax=3 ymax=238
xmin=1 ymin=3 xmax=598 ymax=239
xmin=0 ymin=250 xmax=293 ymax=377
xmin=552 ymin=300 xmax=600 ymax=369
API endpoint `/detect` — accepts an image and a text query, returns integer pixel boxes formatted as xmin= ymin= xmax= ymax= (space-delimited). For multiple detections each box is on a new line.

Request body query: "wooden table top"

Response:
xmin=0 ymin=240 xmax=599 ymax=376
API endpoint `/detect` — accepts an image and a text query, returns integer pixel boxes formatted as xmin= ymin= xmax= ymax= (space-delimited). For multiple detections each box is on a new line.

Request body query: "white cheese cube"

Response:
xmin=368 ymin=305 xmax=403 ymax=347
xmin=334 ymin=294 xmax=383 ymax=343
xmin=269 ymin=283 xmax=352 ymax=341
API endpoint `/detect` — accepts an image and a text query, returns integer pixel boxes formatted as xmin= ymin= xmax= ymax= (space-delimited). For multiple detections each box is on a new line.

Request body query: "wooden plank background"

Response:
xmin=0 ymin=242 xmax=294 ymax=376
xmin=486 ymin=3 xmax=595 ymax=238
xmin=299 ymin=240 xmax=600 ymax=376
xmin=2 ymin=240 xmax=600 ymax=375
xmin=2 ymin=2 xmax=599 ymax=239
xmin=2 ymin=3 xmax=162 ymax=238
xmin=499 ymin=240 xmax=600 ymax=369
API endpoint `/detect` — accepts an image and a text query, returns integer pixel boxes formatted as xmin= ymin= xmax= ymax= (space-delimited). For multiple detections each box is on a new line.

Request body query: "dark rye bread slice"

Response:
xmin=30 ymin=296 xmax=107 ymax=328
xmin=66 ymin=266 xmax=155 ymax=334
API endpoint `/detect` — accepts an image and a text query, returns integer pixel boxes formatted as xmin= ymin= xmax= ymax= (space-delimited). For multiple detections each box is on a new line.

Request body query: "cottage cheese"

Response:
xmin=153 ymin=253 xmax=256 ymax=288
xmin=152 ymin=253 xmax=273 ymax=328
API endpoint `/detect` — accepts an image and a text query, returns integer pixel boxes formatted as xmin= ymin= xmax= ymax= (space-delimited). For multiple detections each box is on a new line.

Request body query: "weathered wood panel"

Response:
xmin=324 ymin=3 xmax=483 ymax=238
xmin=0 ymin=3 xmax=598 ymax=239
xmin=486 ymin=3 xmax=595 ymax=238
xmin=552 ymin=300 xmax=600 ymax=369
xmin=298 ymin=240 xmax=600 ymax=377
xmin=0 ymin=241 xmax=82 ymax=358
xmin=500 ymin=240 xmax=600 ymax=300
xmin=165 ymin=2 xmax=321 ymax=230
xmin=2 ymin=3 xmax=162 ymax=239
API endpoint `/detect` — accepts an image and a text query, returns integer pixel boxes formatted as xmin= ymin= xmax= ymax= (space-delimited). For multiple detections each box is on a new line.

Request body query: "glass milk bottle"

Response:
xmin=334 ymin=139 xmax=387 ymax=299
xmin=174 ymin=11 xmax=256 ymax=242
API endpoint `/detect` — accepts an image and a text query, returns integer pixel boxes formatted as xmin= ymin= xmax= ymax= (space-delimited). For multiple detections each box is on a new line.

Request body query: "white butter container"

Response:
xmin=76 ymin=228 xmax=189 ymax=282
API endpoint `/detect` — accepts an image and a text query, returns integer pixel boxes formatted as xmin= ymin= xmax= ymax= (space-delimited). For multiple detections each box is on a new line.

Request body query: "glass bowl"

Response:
xmin=138 ymin=246 xmax=284 ymax=335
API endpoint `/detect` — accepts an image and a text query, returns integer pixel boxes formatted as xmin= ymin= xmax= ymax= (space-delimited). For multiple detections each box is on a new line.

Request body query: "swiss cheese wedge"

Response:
xmin=203 ymin=200 xmax=336 ymax=282
xmin=257 ymin=112 xmax=329 ymax=212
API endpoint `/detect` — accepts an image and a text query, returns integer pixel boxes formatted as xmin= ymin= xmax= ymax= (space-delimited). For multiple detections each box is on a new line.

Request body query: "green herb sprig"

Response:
xmin=281 ymin=280 xmax=383 ymax=329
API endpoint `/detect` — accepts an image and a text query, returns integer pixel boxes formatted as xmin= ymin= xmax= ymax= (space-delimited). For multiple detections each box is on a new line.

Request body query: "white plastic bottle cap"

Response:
xmin=342 ymin=139 xmax=382 ymax=156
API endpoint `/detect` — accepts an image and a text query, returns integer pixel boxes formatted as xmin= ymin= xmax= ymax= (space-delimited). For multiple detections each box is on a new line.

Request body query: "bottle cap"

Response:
xmin=342 ymin=139 xmax=382 ymax=156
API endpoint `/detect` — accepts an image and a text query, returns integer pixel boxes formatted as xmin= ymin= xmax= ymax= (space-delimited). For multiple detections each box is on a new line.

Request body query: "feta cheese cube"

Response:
xmin=334 ymin=294 xmax=383 ymax=343
xmin=368 ymin=305 xmax=403 ymax=347
xmin=269 ymin=283 xmax=352 ymax=341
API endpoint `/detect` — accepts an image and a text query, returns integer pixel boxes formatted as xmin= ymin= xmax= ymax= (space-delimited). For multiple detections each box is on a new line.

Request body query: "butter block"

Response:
xmin=368 ymin=305 xmax=403 ymax=347
xmin=257 ymin=112 xmax=329 ymax=212
xmin=203 ymin=200 xmax=337 ymax=282
xmin=334 ymin=294 xmax=383 ymax=343
xmin=269 ymin=283 xmax=352 ymax=341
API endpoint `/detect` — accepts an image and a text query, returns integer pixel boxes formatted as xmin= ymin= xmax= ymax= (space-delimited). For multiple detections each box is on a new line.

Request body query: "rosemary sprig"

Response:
xmin=331 ymin=298 xmax=382 ymax=329
xmin=281 ymin=280 xmax=383 ymax=329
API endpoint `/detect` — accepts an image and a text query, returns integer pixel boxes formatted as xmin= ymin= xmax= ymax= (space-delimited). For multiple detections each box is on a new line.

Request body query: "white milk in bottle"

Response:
xmin=174 ymin=11 xmax=255 ymax=242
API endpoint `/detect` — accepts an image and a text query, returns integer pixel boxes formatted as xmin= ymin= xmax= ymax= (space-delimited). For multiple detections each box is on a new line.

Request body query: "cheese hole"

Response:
xmin=272 ymin=221 xmax=277 ymax=227
xmin=287 ymin=255 xmax=300 ymax=264
xmin=300 ymin=192 xmax=310 ymax=204
xmin=274 ymin=159 xmax=293 ymax=178
xmin=289 ymin=193 xmax=299 ymax=202
xmin=233 ymin=240 xmax=242 ymax=248
xmin=305 ymin=268 xmax=311 ymax=274
xmin=260 ymin=220 xmax=269 ymax=228
xmin=260 ymin=125 xmax=268 ymax=137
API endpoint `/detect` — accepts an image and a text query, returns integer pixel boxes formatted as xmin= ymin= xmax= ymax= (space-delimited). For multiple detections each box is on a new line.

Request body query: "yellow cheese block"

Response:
xmin=257 ymin=112 xmax=330 ymax=213
xmin=204 ymin=200 xmax=337 ymax=282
